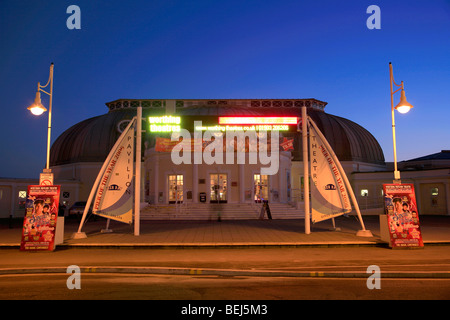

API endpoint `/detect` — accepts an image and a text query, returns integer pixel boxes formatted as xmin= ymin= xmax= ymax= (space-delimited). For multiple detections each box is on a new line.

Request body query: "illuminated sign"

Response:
xmin=218 ymin=117 xmax=298 ymax=125
xmin=148 ymin=116 xmax=297 ymax=132
xmin=194 ymin=124 xmax=290 ymax=131
xmin=148 ymin=116 xmax=181 ymax=132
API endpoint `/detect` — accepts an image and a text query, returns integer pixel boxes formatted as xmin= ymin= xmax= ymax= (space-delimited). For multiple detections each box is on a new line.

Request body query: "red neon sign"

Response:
xmin=218 ymin=117 xmax=298 ymax=125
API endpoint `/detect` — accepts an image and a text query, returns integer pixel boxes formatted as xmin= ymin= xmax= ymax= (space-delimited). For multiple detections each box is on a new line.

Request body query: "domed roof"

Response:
xmin=306 ymin=111 xmax=385 ymax=164
xmin=50 ymin=109 xmax=136 ymax=166
xmin=50 ymin=99 xmax=385 ymax=166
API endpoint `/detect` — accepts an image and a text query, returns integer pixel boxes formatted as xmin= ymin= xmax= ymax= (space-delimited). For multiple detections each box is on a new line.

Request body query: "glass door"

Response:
xmin=254 ymin=174 xmax=268 ymax=202
xmin=210 ymin=174 xmax=227 ymax=203
xmin=168 ymin=174 xmax=183 ymax=203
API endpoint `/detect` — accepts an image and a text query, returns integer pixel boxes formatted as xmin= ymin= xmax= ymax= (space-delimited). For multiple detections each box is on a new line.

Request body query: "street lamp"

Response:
xmin=389 ymin=62 xmax=413 ymax=182
xmin=28 ymin=63 xmax=54 ymax=172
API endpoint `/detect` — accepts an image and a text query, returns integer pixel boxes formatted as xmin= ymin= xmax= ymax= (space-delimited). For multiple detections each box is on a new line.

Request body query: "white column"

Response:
xmin=239 ymin=164 xmax=245 ymax=203
xmin=154 ymin=154 xmax=159 ymax=204
xmin=193 ymin=164 xmax=198 ymax=203
xmin=302 ymin=106 xmax=310 ymax=234
xmin=278 ymin=167 xmax=284 ymax=203
xmin=134 ymin=106 xmax=142 ymax=236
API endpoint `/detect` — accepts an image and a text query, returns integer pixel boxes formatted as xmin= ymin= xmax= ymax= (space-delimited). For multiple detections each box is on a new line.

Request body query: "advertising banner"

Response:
xmin=92 ymin=121 xmax=135 ymax=224
xmin=309 ymin=123 xmax=352 ymax=223
xmin=155 ymin=136 xmax=295 ymax=152
xmin=20 ymin=185 xmax=60 ymax=251
xmin=155 ymin=137 xmax=183 ymax=152
xmin=383 ymin=183 xmax=424 ymax=248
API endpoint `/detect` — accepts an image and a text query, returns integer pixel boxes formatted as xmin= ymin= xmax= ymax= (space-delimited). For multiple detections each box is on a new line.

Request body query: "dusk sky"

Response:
xmin=1 ymin=0 xmax=449 ymax=179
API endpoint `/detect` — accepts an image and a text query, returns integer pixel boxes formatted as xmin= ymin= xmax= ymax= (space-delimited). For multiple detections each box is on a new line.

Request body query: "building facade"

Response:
xmin=2 ymin=98 xmax=447 ymax=220
xmin=352 ymin=150 xmax=450 ymax=215
xmin=45 ymin=98 xmax=387 ymax=218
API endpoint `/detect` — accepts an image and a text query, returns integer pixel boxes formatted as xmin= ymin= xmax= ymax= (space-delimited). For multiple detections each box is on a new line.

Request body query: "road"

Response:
xmin=2 ymin=246 xmax=450 ymax=270
xmin=0 ymin=246 xmax=449 ymax=303
xmin=0 ymin=273 xmax=449 ymax=300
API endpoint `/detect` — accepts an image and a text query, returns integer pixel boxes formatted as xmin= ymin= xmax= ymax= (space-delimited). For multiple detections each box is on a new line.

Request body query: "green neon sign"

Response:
xmin=149 ymin=116 xmax=181 ymax=132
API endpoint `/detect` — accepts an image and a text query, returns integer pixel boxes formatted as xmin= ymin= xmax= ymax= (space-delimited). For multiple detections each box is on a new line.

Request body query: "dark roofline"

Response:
xmin=104 ymin=98 xmax=328 ymax=112
xmin=106 ymin=98 xmax=328 ymax=104
xmin=405 ymin=150 xmax=450 ymax=162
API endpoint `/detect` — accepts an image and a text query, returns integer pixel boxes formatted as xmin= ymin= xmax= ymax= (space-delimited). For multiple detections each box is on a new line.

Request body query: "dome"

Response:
xmin=50 ymin=99 xmax=385 ymax=166
xmin=50 ymin=109 xmax=136 ymax=166
xmin=306 ymin=111 xmax=385 ymax=165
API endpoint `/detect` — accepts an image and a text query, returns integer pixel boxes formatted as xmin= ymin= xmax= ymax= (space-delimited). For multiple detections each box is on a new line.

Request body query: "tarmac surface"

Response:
xmin=1 ymin=215 xmax=449 ymax=280
xmin=1 ymin=214 xmax=449 ymax=248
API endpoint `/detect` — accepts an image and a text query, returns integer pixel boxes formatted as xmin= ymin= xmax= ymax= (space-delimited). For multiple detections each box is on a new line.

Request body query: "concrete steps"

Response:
xmin=140 ymin=202 xmax=304 ymax=220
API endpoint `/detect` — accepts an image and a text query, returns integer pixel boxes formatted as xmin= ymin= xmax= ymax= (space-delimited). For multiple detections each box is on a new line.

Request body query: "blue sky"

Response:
xmin=1 ymin=0 xmax=449 ymax=178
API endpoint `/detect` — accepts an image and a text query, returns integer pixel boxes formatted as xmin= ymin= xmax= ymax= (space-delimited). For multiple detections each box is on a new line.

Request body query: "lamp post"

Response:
xmin=27 ymin=63 xmax=54 ymax=178
xmin=389 ymin=62 xmax=413 ymax=183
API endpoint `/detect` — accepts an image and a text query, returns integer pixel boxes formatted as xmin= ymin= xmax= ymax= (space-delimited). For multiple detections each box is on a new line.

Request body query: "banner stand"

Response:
xmin=307 ymin=117 xmax=373 ymax=238
xmin=329 ymin=218 xmax=341 ymax=231
xmin=356 ymin=229 xmax=374 ymax=237
xmin=72 ymin=231 xmax=87 ymax=239
xmin=21 ymin=185 xmax=61 ymax=251
xmin=381 ymin=183 xmax=424 ymax=248
xmin=55 ymin=216 xmax=64 ymax=245
xmin=101 ymin=218 xmax=113 ymax=233
xmin=379 ymin=215 xmax=390 ymax=243
xmin=72 ymin=117 xmax=137 ymax=240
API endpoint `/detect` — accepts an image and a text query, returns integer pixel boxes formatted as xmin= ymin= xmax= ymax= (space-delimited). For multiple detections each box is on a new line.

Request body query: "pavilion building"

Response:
xmin=48 ymin=98 xmax=387 ymax=219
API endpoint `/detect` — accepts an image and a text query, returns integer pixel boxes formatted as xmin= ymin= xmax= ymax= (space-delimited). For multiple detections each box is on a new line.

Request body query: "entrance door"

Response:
xmin=168 ymin=174 xmax=183 ymax=204
xmin=254 ymin=174 xmax=268 ymax=202
xmin=210 ymin=174 xmax=227 ymax=203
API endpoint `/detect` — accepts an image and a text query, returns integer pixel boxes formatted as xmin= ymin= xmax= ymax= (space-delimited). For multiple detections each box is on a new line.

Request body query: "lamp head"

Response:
xmin=27 ymin=91 xmax=47 ymax=116
xmin=395 ymin=89 xmax=413 ymax=114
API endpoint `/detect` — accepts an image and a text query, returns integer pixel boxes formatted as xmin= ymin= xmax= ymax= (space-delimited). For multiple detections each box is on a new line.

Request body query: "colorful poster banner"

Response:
xmin=309 ymin=123 xmax=352 ymax=223
xmin=155 ymin=136 xmax=294 ymax=152
xmin=20 ymin=185 xmax=60 ymax=251
xmin=383 ymin=183 xmax=424 ymax=248
xmin=92 ymin=122 xmax=135 ymax=224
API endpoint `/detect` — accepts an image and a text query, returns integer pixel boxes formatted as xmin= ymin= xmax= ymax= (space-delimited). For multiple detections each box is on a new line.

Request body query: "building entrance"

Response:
xmin=168 ymin=174 xmax=183 ymax=204
xmin=254 ymin=174 xmax=268 ymax=202
xmin=210 ymin=173 xmax=227 ymax=203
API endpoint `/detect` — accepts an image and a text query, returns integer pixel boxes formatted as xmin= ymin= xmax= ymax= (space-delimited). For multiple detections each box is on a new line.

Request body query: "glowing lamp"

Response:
xmin=27 ymin=91 xmax=47 ymax=116
xmin=394 ymin=89 xmax=414 ymax=114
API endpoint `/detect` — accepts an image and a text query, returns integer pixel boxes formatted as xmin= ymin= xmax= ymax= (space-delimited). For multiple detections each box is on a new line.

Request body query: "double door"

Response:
xmin=168 ymin=174 xmax=183 ymax=203
xmin=254 ymin=174 xmax=268 ymax=202
xmin=210 ymin=174 xmax=227 ymax=203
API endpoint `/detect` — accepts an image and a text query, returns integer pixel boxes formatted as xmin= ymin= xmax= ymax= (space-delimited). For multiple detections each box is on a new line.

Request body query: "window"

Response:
xmin=431 ymin=187 xmax=439 ymax=196
xmin=431 ymin=187 xmax=439 ymax=207
xmin=18 ymin=191 xmax=27 ymax=199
